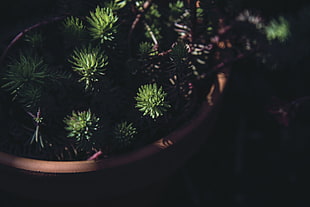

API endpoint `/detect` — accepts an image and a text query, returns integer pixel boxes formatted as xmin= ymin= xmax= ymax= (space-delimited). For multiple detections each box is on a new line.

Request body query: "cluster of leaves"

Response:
xmin=138 ymin=42 xmax=157 ymax=58
xmin=104 ymin=0 xmax=127 ymax=11
xmin=62 ymin=16 xmax=86 ymax=39
xmin=264 ymin=16 xmax=290 ymax=42
xmin=135 ymin=83 xmax=171 ymax=119
xmin=1 ymin=53 xmax=48 ymax=107
xmin=170 ymin=42 xmax=189 ymax=65
xmin=69 ymin=45 xmax=108 ymax=90
xmin=112 ymin=121 xmax=137 ymax=150
xmin=87 ymin=6 xmax=118 ymax=43
xmin=64 ymin=110 xmax=100 ymax=151
xmin=24 ymin=32 xmax=44 ymax=48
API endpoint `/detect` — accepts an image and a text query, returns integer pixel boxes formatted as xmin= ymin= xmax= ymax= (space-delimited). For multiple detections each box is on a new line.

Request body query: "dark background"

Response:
xmin=1 ymin=0 xmax=310 ymax=206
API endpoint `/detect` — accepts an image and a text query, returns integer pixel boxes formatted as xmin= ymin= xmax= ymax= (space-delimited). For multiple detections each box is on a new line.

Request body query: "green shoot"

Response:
xmin=170 ymin=42 xmax=189 ymax=65
xmin=86 ymin=6 xmax=118 ymax=43
xmin=265 ymin=16 xmax=290 ymax=42
xmin=135 ymin=83 xmax=171 ymax=119
xmin=24 ymin=32 xmax=43 ymax=48
xmin=69 ymin=44 xmax=108 ymax=90
xmin=64 ymin=109 xmax=100 ymax=149
xmin=62 ymin=16 xmax=86 ymax=39
xmin=1 ymin=53 xmax=48 ymax=101
xmin=113 ymin=121 xmax=137 ymax=149
xmin=138 ymin=42 xmax=157 ymax=58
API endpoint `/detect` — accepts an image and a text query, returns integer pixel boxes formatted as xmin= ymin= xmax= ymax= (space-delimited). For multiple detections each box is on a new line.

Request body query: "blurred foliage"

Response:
xmin=265 ymin=16 xmax=290 ymax=42
xmin=62 ymin=16 xmax=86 ymax=40
xmin=112 ymin=121 xmax=137 ymax=150
xmin=24 ymin=31 xmax=44 ymax=48
xmin=1 ymin=53 xmax=48 ymax=106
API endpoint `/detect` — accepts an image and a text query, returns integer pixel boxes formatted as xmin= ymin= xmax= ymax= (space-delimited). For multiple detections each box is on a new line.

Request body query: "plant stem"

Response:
xmin=87 ymin=150 xmax=103 ymax=160
xmin=143 ymin=21 xmax=158 ymax=49
xmin=128 ymin=0 xmax=153 ymax=56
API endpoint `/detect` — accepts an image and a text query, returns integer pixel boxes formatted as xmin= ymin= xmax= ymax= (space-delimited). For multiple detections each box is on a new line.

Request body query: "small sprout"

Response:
xmin=169 ymin=1 xmax=184 ymax=14
xmin=140 ymin=3 xmax=162 ymax=41
xmin=168 ymin=1 xmax=185 ymax=24
xmin=64 ymin=110 xmax=100 ymax=149
xmin=24 ymin=32 xmax=43 ymax=48
xmin=135 ymin=83 xmax=171 ymax=119
xmin=1 ymin=53 xmax=48 ymax=98
xmin=62 ymin=16 xmax=86 ymax=39
xmin=144 ymin=3 xmax=160 ymax=19
xmin=138 ymin=42 xmax=157 ymax=58
xmin=104 ymin=0 xmax=127 ymax=11
xmin=27 ymin=108 xmax=45 ymax=150
xmin=69 ymin=44 xmax=108 ymax=90
xmin=18 ymin=85 xmax=42 ymax=108
xmin=196 ymin=7 xmax=204 ymax=19
xmin=87 ymin=6 xmax=118 ymax=43
xmin=265 ymin=16 xmax=290 ymax=42
xmin=170 ymin=42 xmax=189 ymax=64
xmin=113 ymin=121 xmax=137 ymax=149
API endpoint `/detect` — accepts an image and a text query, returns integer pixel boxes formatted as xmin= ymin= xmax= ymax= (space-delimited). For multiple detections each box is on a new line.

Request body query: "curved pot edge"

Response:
xmin=0 ymin=70 xmax=229 ymax=174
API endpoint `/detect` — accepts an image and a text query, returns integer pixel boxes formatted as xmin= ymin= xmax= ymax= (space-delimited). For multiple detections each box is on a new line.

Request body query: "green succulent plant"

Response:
xmin=17 ymin=85 xmax=42 ymax=108
xmin=62 ymin=16 xmax=86 ymax=39
xmin=86 ymin=6 xmax=118 ymax=43
xmin=265 ymin=16 xmax=291 ymax=42
xmin=69 ymin=44 xmax=108 ymax=90
xmin=24 ymin=32 xmax=43 ymax=48
xmin=135 ymin=83 xmax=171 ymax=119
xmin=104 ymin=0 xmax=127 ymax=11
xmin=1 ymin=53 xmax=48 ymax=100
xmin=113 ymin=121 xmax=137 ymax=149
xmin=169 ymin=0 xmax=184 ymax=15
xmin=64 ymin=110 xmax=100 ymax=149
xmin=138 ymin=41 xmax=157 ymax=58
xmin=170 ymin=42 xmax=189 ymax=64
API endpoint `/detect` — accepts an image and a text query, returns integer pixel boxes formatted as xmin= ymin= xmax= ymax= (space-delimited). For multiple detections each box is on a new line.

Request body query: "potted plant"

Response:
xmin=0 ymin=0 xmax=280 ymax=204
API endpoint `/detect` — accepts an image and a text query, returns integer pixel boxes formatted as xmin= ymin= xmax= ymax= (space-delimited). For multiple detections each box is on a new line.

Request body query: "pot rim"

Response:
xmin=0 ymin=102 xmax=212 ymax=173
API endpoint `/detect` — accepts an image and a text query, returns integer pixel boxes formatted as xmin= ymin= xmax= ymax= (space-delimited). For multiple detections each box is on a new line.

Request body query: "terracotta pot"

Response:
xmin=0 ymin=16 xmax=230 ymax=206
